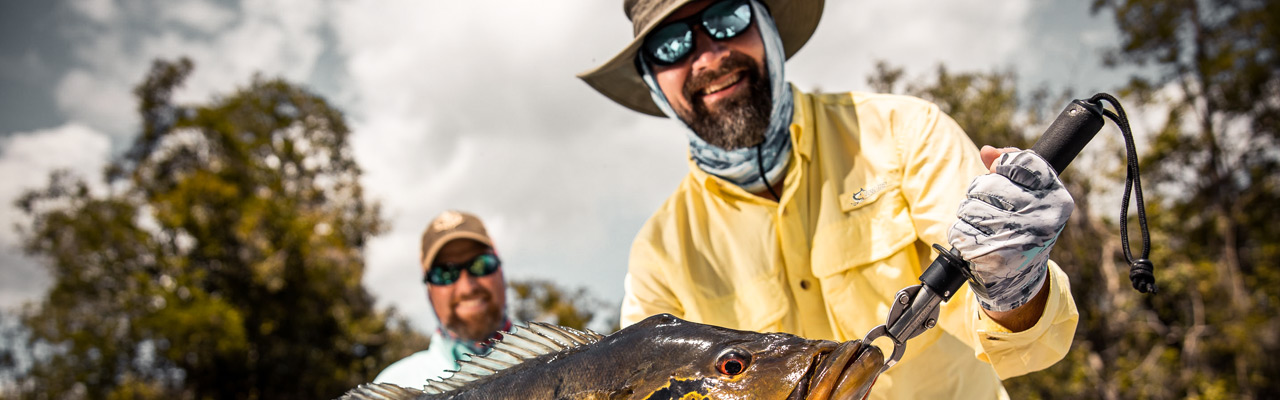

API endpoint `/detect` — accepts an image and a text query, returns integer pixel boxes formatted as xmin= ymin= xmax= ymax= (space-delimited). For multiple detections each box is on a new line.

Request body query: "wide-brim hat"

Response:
xmin=420 ymin=210 xmax=494 ymax=272
xmin=577 ymin=0 xmax=824 ymax=117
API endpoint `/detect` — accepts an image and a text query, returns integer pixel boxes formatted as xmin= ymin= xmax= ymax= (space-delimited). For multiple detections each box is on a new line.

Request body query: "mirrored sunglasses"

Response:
xmin=424 ymin=253 xmax=501 ymax=286
xmin=641 ymin=0 xmax=754 ymax=65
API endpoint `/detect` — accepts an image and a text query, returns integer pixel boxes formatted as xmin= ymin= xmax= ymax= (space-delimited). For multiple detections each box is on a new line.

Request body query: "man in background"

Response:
xmin=374 ymin=210 xmax=513 ymax=387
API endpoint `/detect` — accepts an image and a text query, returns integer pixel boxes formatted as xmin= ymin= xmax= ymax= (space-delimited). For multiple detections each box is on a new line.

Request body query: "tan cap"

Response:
xmin=420 ymin=210 xmax=494 ymax=271
xmin=576 ymin=0 xmax=824 ymax=116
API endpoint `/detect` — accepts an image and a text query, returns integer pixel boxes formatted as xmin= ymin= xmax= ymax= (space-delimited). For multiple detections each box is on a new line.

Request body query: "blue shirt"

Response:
xmin=373 ymin=329 xmax=486 ymax=389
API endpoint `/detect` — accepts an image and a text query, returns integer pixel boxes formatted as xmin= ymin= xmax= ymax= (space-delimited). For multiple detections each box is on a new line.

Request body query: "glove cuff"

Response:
xmin=968 ymin=259 xmax=1049 ymax=312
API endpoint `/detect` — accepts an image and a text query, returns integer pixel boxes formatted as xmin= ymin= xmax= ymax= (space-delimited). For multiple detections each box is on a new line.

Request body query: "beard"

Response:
xmin=676 ymin=52 xmax=773 ymax=151
xmin=442 ymin=290 xmax=504 ymax=343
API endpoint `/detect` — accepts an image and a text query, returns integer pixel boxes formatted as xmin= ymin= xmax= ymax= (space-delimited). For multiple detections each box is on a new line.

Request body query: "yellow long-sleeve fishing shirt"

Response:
xmin=621 ymin=88 xmax=1079 ymax=399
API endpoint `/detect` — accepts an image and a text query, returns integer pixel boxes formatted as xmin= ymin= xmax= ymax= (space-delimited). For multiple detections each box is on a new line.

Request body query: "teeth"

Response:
xmin=703 ymin=73 xmax=741 ymax=95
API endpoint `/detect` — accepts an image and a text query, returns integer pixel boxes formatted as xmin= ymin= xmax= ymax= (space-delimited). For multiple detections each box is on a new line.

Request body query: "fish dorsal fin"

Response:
xmin=421 ymin=322 xmax=605 ymax=395
xmin=339 ymin=382 xmax=425 ymax=400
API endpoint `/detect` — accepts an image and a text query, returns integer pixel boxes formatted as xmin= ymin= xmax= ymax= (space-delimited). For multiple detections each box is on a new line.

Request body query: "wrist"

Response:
xmin=970 ymin=258 xmax=1049 ymax=312
xmin=981 ymin=273 xmax=1052 ymax=332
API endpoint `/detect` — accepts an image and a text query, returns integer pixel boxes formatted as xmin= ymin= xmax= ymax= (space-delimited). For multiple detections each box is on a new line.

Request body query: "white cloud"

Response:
xmin=52 ymin=0 xmax=332 ymax=139
xmin=0 ymin=124 xmax=112 ymax=309
xmin=787 ymin=0 xmax=1032 ymax=92
xmin=66 ymin=0 xmax=118 ymax=24
xmin=0 ymin=124 xmax=111 ymax=246
xmin=54 ymin=69 xmax=136 ymax=139
xmin=160 ymin=0 xmax=236 ymax=33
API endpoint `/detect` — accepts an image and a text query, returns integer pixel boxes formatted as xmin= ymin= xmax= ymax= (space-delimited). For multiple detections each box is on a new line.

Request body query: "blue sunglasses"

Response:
xmin=642 ymin=0 xmax=754 ymax=65
xmin=424 ymin=253 xmax=501 ymax=286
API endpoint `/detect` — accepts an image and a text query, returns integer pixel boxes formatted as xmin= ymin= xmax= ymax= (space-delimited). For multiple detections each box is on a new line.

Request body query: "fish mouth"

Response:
xmin=786 ymin=346 xmax=829 ymax=400
xmin=789 ymin=340 xmax=884 ymax=400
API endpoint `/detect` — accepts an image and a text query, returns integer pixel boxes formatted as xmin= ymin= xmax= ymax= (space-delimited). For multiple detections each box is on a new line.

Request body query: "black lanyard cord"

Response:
xmin=757 ymin=144 xmax=781 ymax=201
xmin=1090 ymin=92 xmax=1156 ymax=294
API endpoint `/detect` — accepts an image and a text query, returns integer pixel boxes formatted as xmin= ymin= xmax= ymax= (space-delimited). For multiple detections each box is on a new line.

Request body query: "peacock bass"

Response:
xmin=340 ymin=313 xmax=882 ymax=400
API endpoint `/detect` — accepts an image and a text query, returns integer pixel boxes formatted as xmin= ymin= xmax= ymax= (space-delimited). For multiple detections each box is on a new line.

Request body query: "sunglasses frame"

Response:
xmin=641 ymin=0 xmax=755 ymax=66
xmin=424 ymin=252 xmax=502 ymax=286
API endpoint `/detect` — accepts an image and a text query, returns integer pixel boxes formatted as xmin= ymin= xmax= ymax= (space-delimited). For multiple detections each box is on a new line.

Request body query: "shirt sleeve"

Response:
xmin=895 ymin=99 xmax=1080 ymax=379
xmin=620 ymin=222 xmax=684 ymax=328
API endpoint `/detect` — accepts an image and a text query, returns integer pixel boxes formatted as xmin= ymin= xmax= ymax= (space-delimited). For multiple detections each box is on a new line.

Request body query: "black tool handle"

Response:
xmin=1031 ymin=99 xmax=1106 ymax=174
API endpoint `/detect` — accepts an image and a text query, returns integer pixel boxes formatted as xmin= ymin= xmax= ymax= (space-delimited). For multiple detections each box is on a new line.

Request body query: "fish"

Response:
xmin=340 ymin=313 xmax=883 ymax=400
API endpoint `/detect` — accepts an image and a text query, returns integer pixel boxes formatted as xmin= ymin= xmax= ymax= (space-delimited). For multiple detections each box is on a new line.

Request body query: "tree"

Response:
xmin=5 ymin=58 xmax=427 ymax=399
xmin=875 ymin=1 xmax=1280 ymax=397
xmin=867 ymin=61 xmax=1058 ymax=150
xmin=508 ymin=279 xmax=619 ymax=334
xmin=1082 ymin=0 xmax=1280 ymax=398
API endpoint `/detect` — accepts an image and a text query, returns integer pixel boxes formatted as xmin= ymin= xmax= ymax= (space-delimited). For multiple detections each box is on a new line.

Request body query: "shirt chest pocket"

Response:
xmin=810 ymin=185 xmax=926 ymax=339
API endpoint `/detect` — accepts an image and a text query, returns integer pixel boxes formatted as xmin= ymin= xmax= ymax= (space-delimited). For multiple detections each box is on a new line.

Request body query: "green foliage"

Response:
xmin=508 ymin=280 xmax=619 ymax=334
xmin=881 ymin=1 xmax=1279 ymax=398
xmin=866 ymin=61 xmax=1064 ymax=150
xmin=3 ymin=58 xmax=428 ymax=399
xmin=1085 ymin=0 xmax=1279 ymax=398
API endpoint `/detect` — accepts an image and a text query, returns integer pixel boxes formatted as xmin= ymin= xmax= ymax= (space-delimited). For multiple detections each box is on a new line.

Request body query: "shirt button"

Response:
xmin=799 ymin=279 xmax=811 ymax=290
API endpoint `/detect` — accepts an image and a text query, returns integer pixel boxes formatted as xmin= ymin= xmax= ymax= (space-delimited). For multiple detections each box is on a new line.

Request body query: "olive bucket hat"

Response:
xmin=577 ymin=0 xmax=824 ymax=117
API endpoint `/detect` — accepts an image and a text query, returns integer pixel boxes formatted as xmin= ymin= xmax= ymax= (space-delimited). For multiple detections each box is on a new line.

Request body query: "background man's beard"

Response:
xmin=444 ymin=294 xmax=504 ymax=342
xmin=678 ymin=54 xmax=772 ymax=150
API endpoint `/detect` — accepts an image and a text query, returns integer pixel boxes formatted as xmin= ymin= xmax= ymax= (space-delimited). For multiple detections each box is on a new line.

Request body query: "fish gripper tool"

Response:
xmin=858 ymin=94 xmax=1157 ymax=374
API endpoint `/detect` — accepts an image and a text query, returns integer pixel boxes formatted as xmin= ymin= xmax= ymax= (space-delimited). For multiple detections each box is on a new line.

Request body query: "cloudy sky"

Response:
xmin=0 ymin=0 xmax=1138 ymax=334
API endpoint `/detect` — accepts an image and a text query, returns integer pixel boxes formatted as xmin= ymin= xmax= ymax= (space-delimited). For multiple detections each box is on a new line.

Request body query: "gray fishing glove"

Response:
xmin=949 ymin=150 xmax=1074 ymax=312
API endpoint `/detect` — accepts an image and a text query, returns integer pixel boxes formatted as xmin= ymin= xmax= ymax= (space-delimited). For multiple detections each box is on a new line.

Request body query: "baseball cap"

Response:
xmin=420 ymin=210 xmax=494 ymax=271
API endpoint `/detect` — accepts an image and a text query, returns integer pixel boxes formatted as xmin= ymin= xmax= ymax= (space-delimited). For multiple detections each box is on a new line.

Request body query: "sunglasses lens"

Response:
xmin=426 ymin=267 xmax=460 ymax=286
xmin=644 ymin=23 xmax=694 ymax=65
xmin=425 ymin=253 xmax=501 ymax=285
xmin=642 ymin=0 xmax=753 ymax=65
xmin=703 ymin=0 xmax=752 ymax=39
xmin=468 ymin=254 xmax=501 ymax=277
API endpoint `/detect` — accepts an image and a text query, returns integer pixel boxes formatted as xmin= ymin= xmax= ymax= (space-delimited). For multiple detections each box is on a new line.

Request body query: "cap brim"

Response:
xmin=577 ymin=0 xmax=824 ymax=117
xmin=421 ymin=231 xmax=495 ymax=271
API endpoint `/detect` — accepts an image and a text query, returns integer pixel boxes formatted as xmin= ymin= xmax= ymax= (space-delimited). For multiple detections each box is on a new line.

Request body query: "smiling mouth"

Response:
xmin=700 ymin=71 xmax=744 ymax=96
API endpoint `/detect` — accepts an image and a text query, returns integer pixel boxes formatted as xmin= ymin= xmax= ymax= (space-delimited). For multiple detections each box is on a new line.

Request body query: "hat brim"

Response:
xmin=577 ymin=0 xmax=824 ymax=117
xmin=420 ymin=231 xmax=495 ymax=271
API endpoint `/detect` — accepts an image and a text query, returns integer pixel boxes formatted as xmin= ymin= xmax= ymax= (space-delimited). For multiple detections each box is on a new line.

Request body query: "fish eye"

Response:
xmin=716 ymin=349 xmax=751 ymax=376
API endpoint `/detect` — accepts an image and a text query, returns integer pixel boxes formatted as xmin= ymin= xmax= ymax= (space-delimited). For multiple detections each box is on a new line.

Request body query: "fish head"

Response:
xmin=615 ymin=314 xmax=883 ymax=400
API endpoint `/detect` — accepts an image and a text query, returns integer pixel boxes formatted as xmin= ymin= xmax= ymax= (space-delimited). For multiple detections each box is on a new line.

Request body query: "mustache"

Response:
xmin=451 ymin=286 xmax=493 ymax=307
xmin=682 ymin=52 xmax=761 ymax=101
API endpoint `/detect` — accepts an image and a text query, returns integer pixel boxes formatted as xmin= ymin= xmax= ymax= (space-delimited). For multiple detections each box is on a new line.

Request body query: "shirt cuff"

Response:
xmin=973 ymin=260 xmax=1079 ymax=378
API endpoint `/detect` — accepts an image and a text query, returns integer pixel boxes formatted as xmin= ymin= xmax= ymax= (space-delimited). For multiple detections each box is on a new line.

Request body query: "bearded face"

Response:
xmin=647 ymin=4 xmax=774 ymax=152
xmin=675 ymin=51 xmax=773 ymax=150
xmin=426 ymin=239 xmax=508 ymax=343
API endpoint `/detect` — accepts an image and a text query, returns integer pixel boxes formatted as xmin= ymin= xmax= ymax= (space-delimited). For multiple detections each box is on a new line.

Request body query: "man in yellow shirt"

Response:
xmin=578 ymin=0 xmax=1079 ymax=398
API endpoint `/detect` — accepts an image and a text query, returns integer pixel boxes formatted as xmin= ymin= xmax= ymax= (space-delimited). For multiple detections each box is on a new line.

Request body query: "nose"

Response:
xmin=689 ymin=28 xmax=730 ymax=74
xmin=453 ymin=269 xmax=481 ymax=293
